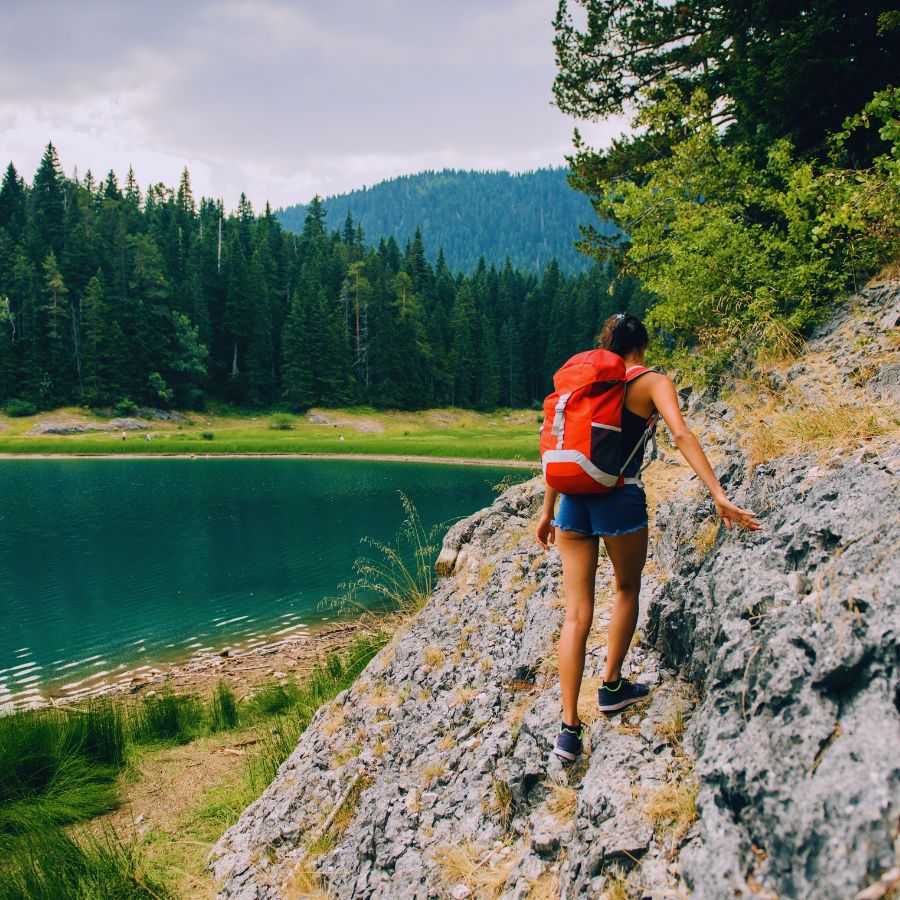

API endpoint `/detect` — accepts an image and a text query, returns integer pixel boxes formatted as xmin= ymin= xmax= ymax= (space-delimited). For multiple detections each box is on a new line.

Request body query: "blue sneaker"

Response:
xmin=597 ymin=678 xmax=650 ymax=714
xmin=553 ymin=722 xmax=584 ymax=761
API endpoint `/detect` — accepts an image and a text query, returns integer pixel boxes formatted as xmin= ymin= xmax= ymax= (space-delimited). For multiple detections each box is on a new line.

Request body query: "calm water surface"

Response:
xmin=0 ymin=459 xmax=526 ymax=706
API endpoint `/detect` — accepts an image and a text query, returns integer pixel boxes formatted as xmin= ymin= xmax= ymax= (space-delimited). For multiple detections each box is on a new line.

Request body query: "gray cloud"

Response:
xmin=0 ymin=0 xmax=626 ymax=209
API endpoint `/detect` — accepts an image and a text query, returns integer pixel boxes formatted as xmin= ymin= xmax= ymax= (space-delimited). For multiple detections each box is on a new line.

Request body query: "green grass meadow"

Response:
xmin=0 ymin=406 xmax=542 ymax=462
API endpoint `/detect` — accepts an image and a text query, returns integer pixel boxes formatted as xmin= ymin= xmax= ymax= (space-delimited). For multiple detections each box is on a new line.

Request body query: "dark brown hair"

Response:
xmin=597 ymin=313 xmax=649 ymax=357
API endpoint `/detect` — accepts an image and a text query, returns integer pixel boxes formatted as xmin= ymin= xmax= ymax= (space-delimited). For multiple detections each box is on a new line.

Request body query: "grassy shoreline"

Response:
xmin=0 ymin=405 xmax=542 ymax=462
xmin=0 ymin=631 xmax=390 ymax=898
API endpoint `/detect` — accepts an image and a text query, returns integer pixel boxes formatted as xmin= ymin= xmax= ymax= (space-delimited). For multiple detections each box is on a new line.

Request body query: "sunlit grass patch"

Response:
xmin=642 ymin=773 xmax=699 ymax=842
xmin=432 ymin=839 xmax=516 ymax=898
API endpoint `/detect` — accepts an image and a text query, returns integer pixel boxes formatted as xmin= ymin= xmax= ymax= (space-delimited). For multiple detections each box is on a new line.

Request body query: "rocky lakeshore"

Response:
xmin=209 ymin=283 xmax=899 ymax=899
xmin=26 ymin=622 xmax=369 ymax=712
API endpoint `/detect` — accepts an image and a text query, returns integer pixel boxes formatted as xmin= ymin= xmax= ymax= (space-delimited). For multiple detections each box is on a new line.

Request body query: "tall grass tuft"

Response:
xmin=0 ymin=826 xmax=169 ymax=900
xmin=327 ymin=491 xmax=443 ymax=622
xmin=209 ymin=682 xmax=239 ymax=732
xmin=0 ymin=706 xmax=124 ymax=843
xmin=129 ymin=691 xmax=205 ymax=745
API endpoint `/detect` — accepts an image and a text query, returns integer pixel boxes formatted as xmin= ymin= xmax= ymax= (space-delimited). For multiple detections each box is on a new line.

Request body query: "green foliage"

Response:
xmin=0 ymin=826 xmax=169 ymax=900
xmin=269 ymin=412 xmax=295 ymax=430
xmin=129 ymin=691 xmax=205 ymax=745
xmin=209 ymin=682 xmax=239 ymax=733
xmin=114 ymin=398 xmax=138 ymax=416
xmin=200 ymin=431 xmax=215 ymax=440
xmin=553 ymin=1 xmax=900 ymax=176
xmin=4 ymin=398 xmax=36 ymax=417
xmin=570 ymin=84 xmax=900 ymax=379
xmin=0 ymin=703 xmax=125 ymax=849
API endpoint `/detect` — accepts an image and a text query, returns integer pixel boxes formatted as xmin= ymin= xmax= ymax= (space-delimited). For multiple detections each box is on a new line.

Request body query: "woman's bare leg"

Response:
xmin=556 ymin=529 xmax=599 ymax=726
xmin=601 ymin=527 xmax=648 ymax=682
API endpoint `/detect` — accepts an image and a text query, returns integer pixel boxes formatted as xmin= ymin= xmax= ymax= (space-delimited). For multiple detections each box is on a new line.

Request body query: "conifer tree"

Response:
xmin=31 ymin=144 xmax=66 ymax=260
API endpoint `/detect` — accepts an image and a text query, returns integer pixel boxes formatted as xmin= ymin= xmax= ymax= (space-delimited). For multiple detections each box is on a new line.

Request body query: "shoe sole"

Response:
xmin=553 ymin=747 xmax=578 ymax=761
xmin=598 ymin=694 xmax=649 ymax=714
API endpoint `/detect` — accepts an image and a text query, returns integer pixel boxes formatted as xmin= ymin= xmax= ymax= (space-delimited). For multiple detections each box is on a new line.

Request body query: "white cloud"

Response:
xmin=0 ymin=0 xmax=630 ymax=210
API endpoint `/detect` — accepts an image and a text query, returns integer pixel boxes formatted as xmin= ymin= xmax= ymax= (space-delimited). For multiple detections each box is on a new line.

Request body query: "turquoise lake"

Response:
xmin=0 ymin=459 xmax=526 ymax=707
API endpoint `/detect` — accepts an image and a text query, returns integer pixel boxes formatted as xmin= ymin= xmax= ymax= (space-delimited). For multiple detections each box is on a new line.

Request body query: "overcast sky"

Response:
xmin=0 ymin=0 xmax=625 ymax=211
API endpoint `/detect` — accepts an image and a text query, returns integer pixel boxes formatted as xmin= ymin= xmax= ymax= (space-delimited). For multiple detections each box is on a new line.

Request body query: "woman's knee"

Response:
xmin=562 ymin=608 xmax=593 ymax=637
xmin=613 ymin=579 xmax=641 ymax=599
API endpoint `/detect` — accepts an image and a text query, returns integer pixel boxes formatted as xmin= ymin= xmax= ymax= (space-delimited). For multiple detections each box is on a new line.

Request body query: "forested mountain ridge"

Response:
xmin=0 ymin=147 xmax=646 ymax=414
xmin=275 ymin=168 xmax=603 ymax=274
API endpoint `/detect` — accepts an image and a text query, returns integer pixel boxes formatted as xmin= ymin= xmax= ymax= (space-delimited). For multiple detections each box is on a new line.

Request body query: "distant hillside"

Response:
xmin=275 ymin=168 xmax=601 ymax=273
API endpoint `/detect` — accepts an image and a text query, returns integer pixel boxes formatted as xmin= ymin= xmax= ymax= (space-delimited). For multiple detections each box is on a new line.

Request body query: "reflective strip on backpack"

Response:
xmin=541 ymin=450 xmax=619 ymax=487
xmin=550 ymin=392 xmax=572 ymax=450
xmin=590 ymin=422 xmax=622 ymax=431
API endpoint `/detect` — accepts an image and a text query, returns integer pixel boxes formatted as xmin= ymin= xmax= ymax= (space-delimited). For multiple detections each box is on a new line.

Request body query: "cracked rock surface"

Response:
xmin=211 ymin=282 xmax=899 ymax=899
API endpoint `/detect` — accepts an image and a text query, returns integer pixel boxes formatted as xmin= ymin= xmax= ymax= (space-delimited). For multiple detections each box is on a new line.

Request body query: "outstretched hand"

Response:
xmin=535 ymin=512 xmax=556 ymax=550
xmin=714 ymin=495 xmax=761 ymax=531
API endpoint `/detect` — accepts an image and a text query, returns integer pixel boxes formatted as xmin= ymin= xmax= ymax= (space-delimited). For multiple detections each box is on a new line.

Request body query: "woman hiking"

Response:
xmin=535 ymin=313 xmax=761 ymax=762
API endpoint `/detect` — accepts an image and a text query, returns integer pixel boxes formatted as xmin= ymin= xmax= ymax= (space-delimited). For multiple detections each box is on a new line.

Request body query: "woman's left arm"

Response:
xmin=650 ymin=375 xmax=761 ymax=531
xmin=536 ymin=484 xmax=558 ymax=549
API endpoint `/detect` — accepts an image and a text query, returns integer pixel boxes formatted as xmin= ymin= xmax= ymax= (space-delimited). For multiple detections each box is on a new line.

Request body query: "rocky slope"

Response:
xmin=210 ymin=281 xmax=899 ymax=899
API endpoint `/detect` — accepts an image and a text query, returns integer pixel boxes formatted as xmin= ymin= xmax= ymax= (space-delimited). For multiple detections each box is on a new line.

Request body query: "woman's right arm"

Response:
xmin=536 ymin=484 xmax=558 ymax=549
xmin=649 ymin=376 xmax=761 ymax=532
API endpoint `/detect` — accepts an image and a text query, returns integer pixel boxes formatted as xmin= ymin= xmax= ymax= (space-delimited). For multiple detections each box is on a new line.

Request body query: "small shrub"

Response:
xmin=4 ymin=399 xmax=37 ymax=417
xmin=269 ymin=413 xmax=295 ymax=431
xmin=200 ymin=431 xmax=215 ymax=441
xmin=114 ymin=398 xmax=138 ymax=416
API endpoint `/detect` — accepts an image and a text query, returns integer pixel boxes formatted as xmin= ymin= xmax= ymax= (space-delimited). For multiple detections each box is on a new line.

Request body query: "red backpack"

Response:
xmin=539 ymin=349 xmax=659 ymax=494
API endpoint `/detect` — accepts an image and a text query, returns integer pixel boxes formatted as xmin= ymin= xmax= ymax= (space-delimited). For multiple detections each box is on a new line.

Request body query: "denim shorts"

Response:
xmin=552 ymin=485 xmax=649 ymax=537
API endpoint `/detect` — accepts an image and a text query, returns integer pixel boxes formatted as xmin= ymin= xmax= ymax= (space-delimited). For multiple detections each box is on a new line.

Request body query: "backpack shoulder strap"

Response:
xmin=624 ymin=365 xmax=659 ymax=383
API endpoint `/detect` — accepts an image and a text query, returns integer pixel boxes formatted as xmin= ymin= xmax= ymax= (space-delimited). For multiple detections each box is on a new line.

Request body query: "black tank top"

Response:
xmin=620 ymin=406 xmax=651 ymax=478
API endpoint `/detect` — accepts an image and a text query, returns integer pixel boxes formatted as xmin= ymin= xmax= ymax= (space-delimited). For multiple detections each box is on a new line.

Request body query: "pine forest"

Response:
xmin=0 ymin=147 xmax=646 ymax=415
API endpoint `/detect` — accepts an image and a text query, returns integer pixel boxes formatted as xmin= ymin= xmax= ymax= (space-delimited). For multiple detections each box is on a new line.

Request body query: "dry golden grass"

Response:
xmin=452 ymin=685 xmax=480 ymax=706
xmin=526 ymin=871 xmax=561 ymax=900
xmin=372 ymin=738 xmax=388 ymax=758
xmin=322 ymin=711 xmax=346 ymax=736
xmin=484 ymin=778 xmax=515 ymax=831
xmin=693 ymin=520 xmax=720 ymax=558
xmin=437 ymin=734 xmax=456 ymax=751
xmin=332 ymin=738 xmax=362 ymax=768
xmin=536 ymin=652 xmax=559 ymax=678
xmin=511 ymin=619 xmax=525 ymax=633
xmin=517 ymin=580 xmax=539 ymax=602
xmin=423 ymin=646 xmax=444 ymax=670
xmin=475 ymin=562 xmax=497 ymax=590
xmin=543 ymin=779 xmax=578 ymax=822
xmin=656 ymin=702 xmax=688 ymax=748
xmin=365 ymin=680 xmax=396 ymax=710
xmin=602 ymin=864 xmax=636 ymax=900
xmin=549 ymin=593 xmax=566 ymax=610
xmin=422 ymin=760 xmax=446 ymax=785
xmin=643 ymin=775 xmax=699 ymax=842
xmin=577 ymin=675 xmax=604 ymax=724
xmin=480 ymin=658 xmax=494 ymax=672
xmin=432 ymin=840 xmax=516 ymax=899
xmin=745 ymin=393 xmax=897 ymax=467
xmin=284 ymin=858 xmax=330 ymax=899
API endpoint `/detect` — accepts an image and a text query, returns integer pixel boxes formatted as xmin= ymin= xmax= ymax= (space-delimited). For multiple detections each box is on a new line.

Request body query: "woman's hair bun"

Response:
xmin=598 ymin=313 xmax=649 ymax=356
